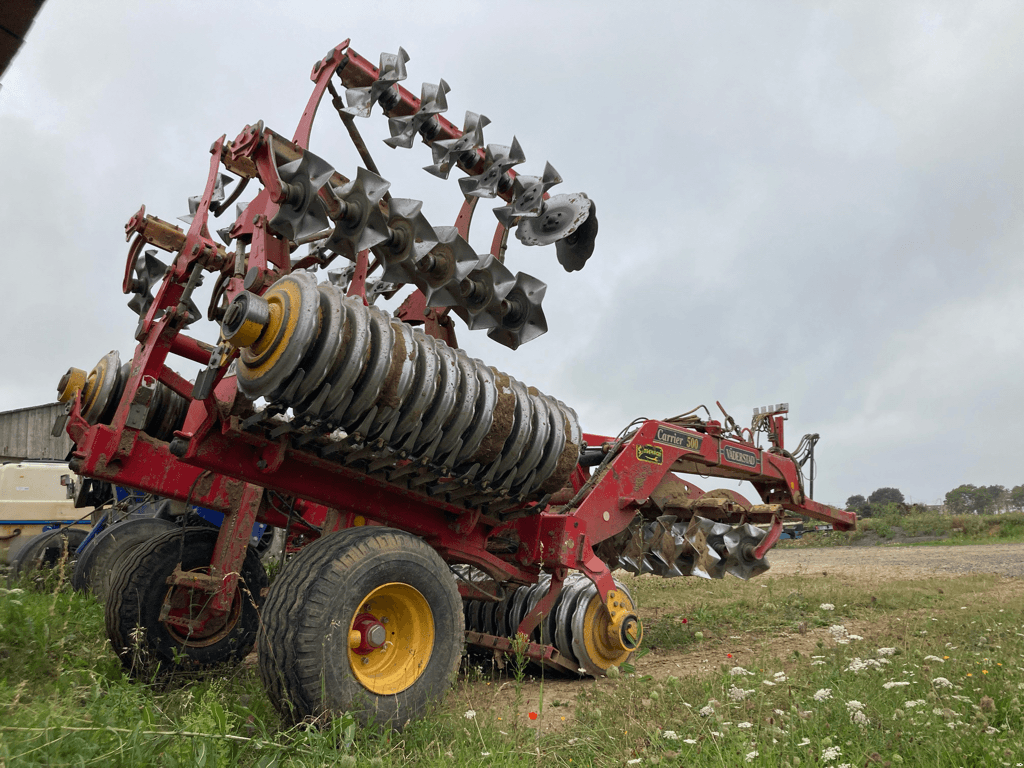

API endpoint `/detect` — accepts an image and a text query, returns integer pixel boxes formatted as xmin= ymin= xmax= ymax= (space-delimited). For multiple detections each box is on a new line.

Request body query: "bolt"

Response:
xmin=381 ymin=616 xmax=389 ymax=624
xmin=361 ymin=657 xmax=369 ymax=665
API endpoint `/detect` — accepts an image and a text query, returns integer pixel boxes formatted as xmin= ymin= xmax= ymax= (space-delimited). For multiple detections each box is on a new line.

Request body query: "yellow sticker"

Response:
xmin=636 ymin=445 xmax=663 ymax=464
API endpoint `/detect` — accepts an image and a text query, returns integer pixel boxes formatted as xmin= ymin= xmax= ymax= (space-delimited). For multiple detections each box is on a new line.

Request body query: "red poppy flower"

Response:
xmin=528 ymin=712 xmax=538 ymax=720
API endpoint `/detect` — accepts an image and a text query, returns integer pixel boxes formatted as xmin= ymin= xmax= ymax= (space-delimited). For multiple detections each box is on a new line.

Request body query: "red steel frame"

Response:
xmin=64 ymin=40 xmax=855 ymax=647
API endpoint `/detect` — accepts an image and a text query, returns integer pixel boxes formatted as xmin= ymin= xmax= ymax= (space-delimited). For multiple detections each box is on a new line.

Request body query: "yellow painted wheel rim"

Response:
xmin=348 ymin=582 xmax=434 ymax=695
xmin=580 ymin=591 xmax=636 ymax=671
xmin=239 ymin=281 xmax=296 ymax=378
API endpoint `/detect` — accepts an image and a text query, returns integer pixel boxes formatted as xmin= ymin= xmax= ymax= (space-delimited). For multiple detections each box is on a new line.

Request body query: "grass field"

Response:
xmin=778 ymin=510 xmax=1024 ymax=549
xmin=2 ymin=557 xmax=1024 ymax=766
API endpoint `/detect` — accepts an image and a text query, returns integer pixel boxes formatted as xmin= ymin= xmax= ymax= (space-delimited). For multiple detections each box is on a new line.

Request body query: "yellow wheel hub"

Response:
xmin=239 ymin=281 xmax=299 ymax=377
xmin=57 ymin=367 xmax=87 ymax=403
xmin=578 ymin=589 xmax=641 ymax=673
xmin=348 ymin=582 xmax=434 ymax=695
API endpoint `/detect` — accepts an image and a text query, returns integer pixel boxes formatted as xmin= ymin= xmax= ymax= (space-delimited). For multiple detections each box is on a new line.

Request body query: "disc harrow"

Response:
xmin=222 ymin=271 xmax=581 ymax=505
xmin=462 ymin=572 xmax=638 ymax=677
xmin=54 ymin=39 xmax=856 ymax=729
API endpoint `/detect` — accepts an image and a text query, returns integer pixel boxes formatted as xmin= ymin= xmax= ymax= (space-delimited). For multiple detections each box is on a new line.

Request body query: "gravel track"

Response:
xmin=768 ymin=542 xmax=1024 ymax=580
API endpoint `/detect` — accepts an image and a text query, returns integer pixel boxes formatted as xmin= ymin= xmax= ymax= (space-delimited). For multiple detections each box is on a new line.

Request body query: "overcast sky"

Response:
xmin=1 ymin=1 xmax=1021 ymax=507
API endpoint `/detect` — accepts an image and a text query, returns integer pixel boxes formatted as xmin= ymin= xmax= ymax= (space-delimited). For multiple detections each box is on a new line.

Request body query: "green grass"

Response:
xmin=2 ymin=567 xmax=1024 ymax=765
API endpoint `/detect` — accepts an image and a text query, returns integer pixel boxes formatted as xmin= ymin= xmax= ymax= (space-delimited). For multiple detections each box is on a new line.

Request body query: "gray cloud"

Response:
xmin=0 ymin=0 xmax=1020 ymax=507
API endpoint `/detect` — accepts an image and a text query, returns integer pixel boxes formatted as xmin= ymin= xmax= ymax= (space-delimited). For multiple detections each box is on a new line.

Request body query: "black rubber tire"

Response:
xmin=258 ymin=527 xmax=464 ymax=728
xmin=105 ymin=527 xmax=267 ymax=675
xmin=71 ymin=517 xmax=177 ymax=601
xmin=7 ymin=528 xmax=89 ymax=587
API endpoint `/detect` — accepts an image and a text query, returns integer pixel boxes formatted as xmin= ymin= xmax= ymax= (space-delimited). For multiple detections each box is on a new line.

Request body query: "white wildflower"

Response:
xmin=463 ymin=709 xmax=476 ymax=720
xmin=797 ymin=738 xmax=811 ymax=746
xmin=627 ymin=760 xmax=642 ymax=766
xmin=883 ymin=681 xmax=911 ymax=689
xmin=737 ymin=721 xmax=753 ymax=729
xmin=662 ymin=730 xmax=679 ymax=741
xmin=985 ymin=726 xmax=999 ymax=735
xmin=877 ymin=647 xmax=897 ymax=656
xmin=699 ymin=705 xmax=715 ymax=717
xmin=904 ymin=699 xmax=927 ymax=709
xmin=932 ymin=677 xmax=953 ymax=689
xmin=773 ymin=671 xmax=788 ymax=681
xmin=729 ymin=686 xmax=755 ymax=702
xmin=762 ymin=680 xmax=776 ymax=686
xmin=730 ymin=666 xmax=755 ymax=676
xmin=745 ymin=750 xmax=759 ymax=762
xmin=821 ymin=746 xmax=842 ymax=761
xmin=711 ymin=731 xmax=723 ymax=737
xmin=683 ymin=738 xmax=697 ymax=744
xmin=845 ymin=657 xmax=885 ymax=672
xmin=924 ymin=655 xmax=944 ymax=663
xmin=847 ymin=634 xmax=864 ymax=641
xmin=481 ymin=752 xmax=491 ymax=757
xmin=813 ymin=688 xmax=832 ymax=702
xmin=852 ymin=711 xmax=869 ymax=726
xmin=820 ymin=603 xmax=835 ymax=611
xmin=845 ymin=700 xmax=864 ymax=711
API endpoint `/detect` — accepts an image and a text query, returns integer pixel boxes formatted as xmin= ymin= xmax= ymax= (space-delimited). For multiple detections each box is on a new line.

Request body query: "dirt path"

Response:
xmin=768 ymin=541 xmax=1024 ymax=579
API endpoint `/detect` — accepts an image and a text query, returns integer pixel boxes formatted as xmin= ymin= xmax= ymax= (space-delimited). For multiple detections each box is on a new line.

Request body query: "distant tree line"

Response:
xmin=845 ymin=485 xmax=1024 ymax=517
xmin=845 ymin=488 xmax=910 ymax=518
xmin=943 ymin=484 xmax=1024 ymax=515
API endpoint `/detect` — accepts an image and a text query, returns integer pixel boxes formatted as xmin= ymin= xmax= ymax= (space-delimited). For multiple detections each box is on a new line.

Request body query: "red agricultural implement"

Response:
xmin=55 ymin=41 xmax=855 ymax=727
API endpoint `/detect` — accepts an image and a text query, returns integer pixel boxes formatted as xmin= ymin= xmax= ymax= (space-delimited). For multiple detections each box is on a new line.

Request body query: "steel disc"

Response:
xmin=414 ymin=340 xmax=461 ymax=451
xmin=340 ymin=306 xmax=395 ymax=428
xmin=570 ymin=580 xmax=636 ymax=677
xmin=530 ymin=395 xmax=566 ymax=492
xmin=553 ymin=576 xmax=592 ymax=666
xmin=393 ymin=332 xmax=440 ymax=443
xmin=81 ymin=351 xmax=122 ymax=424
xmin=481 ymin=600 xmax=498 ymax=635
xmin=515 ymin=193 xmax=592 ymax=247
xmin=490 ymin=378 xmax=533 ymax=480
xmin=494 ymin=589 xmax=517 ymax=638
xmin=436 ymin=351 xmax=479 ymax=460
xmin=292 ymin=284 xmax=346 ymax=407
xmin=506 ymin=584 xmax=532 ymax=638
xmin=321 ymin=293 xmax=372 ymax=417
xmin=236 ymin=272 xmax=320 ymax=400
xmin=454 ymin=361 xmax=496 ymax=466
